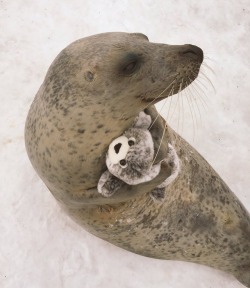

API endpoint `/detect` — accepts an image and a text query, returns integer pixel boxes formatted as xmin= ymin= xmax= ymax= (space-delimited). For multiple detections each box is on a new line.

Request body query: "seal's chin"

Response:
xmin=142 ymin=96 xmax=166 ymax=104
xmin=141 ymin=80 xmax=194 ymax=103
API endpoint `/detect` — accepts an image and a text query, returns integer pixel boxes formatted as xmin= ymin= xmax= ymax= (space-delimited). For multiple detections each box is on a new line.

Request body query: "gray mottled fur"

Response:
xmin=98 ymin=112 xmax=180 ymax=200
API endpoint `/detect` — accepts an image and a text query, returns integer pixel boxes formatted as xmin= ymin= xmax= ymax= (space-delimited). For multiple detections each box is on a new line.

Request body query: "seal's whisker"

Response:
xmin=197 ymin=63 xmax=215 ymax=102
xmin=184 ymin=81 xmax=196 ymax=142
xmin=149 ymin=85 xmax=176 ymax=168
xmin=199 ymin=71 xmax=216 ymax=94
xmin=141 ymin=75 xmax=178 ymax=111
xmin=185 ymin=82 xmax=199 ymax=129
xmin=151 ymin=122 xmax=167 ymax=168
xmin=187 ymin=84 xmax=203 ymax=129
xmin=151 ymin=81 xmax=181 ymax=167
xmin=169 ymin=83 xmax=182 ymax=123
xmin=193 ymin=75 xmax=210 ymax=96
xmin=190 ymin=71 xmax=210 ymax=103
xmin=202 ymin=61 xmax=216 ymax=76
xmin=175 ymin=79 xmax=184 ymax=138
xmin=177 ymin=80 xmax=185 ymax=147
xmin=161 ymin=80 xmax=183 ymax=152
xmin=203 ymin=55 xmax=216 ymax=63
xmin=191 ymin=81 xmax=209 ymax=111
xmin=188 ymin=76 xmax=208 ymax=111
xmin=177 ymin=84 xmax=181 ymax=136
xmin=166 ymin=86 xmax=175 ymax=122
xmin=180 ymin=79 xmax=185 ymax=136
xmin=149 ymin=84 xmax=175 ymax=130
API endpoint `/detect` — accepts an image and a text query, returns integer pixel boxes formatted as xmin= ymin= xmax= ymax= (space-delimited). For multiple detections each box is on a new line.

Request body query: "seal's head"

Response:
xmin=43 ymin=32 xmax=203 ymax=121
xmin=25 ymin=32 xmax=203 ymax=198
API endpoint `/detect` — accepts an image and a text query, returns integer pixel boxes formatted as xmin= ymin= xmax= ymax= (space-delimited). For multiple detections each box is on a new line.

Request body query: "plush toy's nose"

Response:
xmin=114 ymin=143 xmax=122 ymax=154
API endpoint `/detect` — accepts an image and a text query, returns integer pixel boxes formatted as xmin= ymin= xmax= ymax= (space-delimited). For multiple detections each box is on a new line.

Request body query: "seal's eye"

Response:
xmin=128 ymin=137 xmax=136 ymax=146
xmin=123 ymin=61 xmax=137 ymax=74
xmin=120 ymin=53 xmax=142 ymax=76
xmin=119 ymin=159 xmax=127 ymax=168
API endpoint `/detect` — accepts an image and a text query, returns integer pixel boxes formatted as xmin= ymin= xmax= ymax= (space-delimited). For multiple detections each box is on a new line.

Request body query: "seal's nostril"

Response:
xmin=183 ymin=49 xmax=197 ymax=55
xmin=180 ymin=44 xmax=204 ymax=63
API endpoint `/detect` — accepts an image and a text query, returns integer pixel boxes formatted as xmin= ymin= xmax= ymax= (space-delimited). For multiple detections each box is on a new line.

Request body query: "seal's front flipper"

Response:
xmin=150 ymin=187 xmax=166 ymax=202
xmin=110 ymin=161 xmax=172 ymax=202
xmin=236 ymin=269 xmax=250 ymax=288
xmin=80 ymin=162 xmax=172 ymax=206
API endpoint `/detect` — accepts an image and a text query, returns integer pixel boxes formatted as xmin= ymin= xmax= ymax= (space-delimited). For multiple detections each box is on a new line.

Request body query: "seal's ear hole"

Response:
xmin=128 ymin=137 xmax=136 ymax=146
xmin=119 ymin=159 xmax=127 ymax=168
xmin=114 ymin=143 xmax=122 ymax=154
xmin=85 ymin=71 xmax=94 ymax=82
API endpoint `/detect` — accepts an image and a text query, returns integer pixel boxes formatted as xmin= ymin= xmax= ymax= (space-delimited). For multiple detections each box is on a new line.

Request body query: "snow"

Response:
xmin=0 ymin=1 xmax=249 ymax=287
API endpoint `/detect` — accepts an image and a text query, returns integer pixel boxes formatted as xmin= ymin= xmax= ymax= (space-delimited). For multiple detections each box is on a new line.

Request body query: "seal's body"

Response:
xmin=25 ymin=33 xmax=250 ymax=287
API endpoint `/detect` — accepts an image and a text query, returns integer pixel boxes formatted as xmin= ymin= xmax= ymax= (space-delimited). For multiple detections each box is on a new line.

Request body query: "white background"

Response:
xmin=0 ymin=1 xmax=249 ymax=287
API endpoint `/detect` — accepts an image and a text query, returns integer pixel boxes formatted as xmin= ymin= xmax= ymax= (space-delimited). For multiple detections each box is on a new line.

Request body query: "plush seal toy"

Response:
xmin=98 ymin=111 xmax=180 ymax=200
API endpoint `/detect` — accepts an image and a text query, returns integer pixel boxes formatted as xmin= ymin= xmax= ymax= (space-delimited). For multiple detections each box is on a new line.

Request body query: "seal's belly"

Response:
xmin=66 ymin=181 xmax=242 ymax=274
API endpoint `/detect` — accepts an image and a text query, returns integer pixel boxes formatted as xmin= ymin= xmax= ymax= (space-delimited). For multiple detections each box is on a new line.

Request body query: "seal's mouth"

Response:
xmin=141 ymin=63 xmax=202 ymax=104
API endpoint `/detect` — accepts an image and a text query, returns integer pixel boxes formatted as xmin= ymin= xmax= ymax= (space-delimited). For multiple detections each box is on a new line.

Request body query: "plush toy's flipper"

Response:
xmin=150 ymin=144 xmax=180 ymax=201
xmin=133 ymin=111 xmax=152 ymax=129
xmin=157 ymin=144 xmax=180 ymax=189
xmin=97 ymin=170 xmax=123 ymax=197
xmin=123 ymin=161 xmax=162 ymax=186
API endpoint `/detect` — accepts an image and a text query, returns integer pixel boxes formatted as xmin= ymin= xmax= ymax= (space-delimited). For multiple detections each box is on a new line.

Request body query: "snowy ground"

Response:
xmin=0 ymin=1 xmax=249 ymax=287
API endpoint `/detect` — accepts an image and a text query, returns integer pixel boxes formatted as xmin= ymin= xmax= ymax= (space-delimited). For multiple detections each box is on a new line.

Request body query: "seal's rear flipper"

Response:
xmin=236 ymin=270 xmax=250 ymax=288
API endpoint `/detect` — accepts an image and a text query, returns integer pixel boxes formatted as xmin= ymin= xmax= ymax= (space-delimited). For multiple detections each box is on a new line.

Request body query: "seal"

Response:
xmin=25 ymin=32 xmax=250 ymax=287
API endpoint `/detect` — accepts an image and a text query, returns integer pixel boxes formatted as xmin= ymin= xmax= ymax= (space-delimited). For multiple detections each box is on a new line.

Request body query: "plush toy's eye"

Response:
xmin=128 ymin=137 xmax=136 ymax=146
xmin=119 ymin=159 xmax=127 ymax=168
xmin=128 ymin=140 xmax=134 ymax=146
